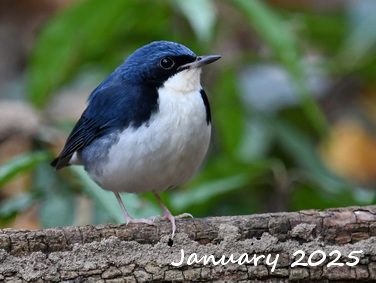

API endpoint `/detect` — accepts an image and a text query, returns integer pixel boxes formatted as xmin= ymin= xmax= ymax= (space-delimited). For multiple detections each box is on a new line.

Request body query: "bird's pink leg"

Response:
xmin=114 ymin=192 xmax=155 ymax=225
xmin=153 ymin=193 xmax=193 ymax=239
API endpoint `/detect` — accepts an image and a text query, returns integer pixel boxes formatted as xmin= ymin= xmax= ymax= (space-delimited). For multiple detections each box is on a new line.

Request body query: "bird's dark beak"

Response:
xmin=178 ymin=54 xmax=221 ymax=71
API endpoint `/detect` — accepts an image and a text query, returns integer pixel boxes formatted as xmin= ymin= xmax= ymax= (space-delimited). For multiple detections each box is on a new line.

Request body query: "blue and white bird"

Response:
xmin=51 ymin=41 xmax=221 ymax=239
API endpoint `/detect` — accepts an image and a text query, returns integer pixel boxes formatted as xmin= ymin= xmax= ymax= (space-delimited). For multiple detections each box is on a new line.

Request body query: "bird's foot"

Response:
xmin=154 ymin=211 xmax=193 ymax=239
xmin=115 ymin=192 xmax=156 ymax=226
xmin=152 ymin=193 xmax=193 ymax=239
xmin=172 ymin=212 xmax=194 ymax=220
xmin=154 ymin=212 xmax=193 ymax=221
xmin=125 ymin=217 xmax=156 ymax=226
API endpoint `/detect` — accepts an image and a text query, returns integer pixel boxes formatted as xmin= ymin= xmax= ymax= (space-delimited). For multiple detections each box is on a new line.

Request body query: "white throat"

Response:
xmin=162 ymin=68 xmax=202 ymax=94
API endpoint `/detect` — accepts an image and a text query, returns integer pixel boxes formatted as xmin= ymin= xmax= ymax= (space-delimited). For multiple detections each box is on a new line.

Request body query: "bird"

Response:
xmin=51 ymin=40 xmax=221 ymax=239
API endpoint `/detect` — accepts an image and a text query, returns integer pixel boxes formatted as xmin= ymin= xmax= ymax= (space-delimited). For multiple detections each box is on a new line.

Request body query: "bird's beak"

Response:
xmin=178 ymin=54 xmax=221 ymax=71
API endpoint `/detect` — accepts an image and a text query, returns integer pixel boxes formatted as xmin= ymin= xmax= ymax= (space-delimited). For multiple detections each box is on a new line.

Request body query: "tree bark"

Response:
xmin=0 ymin=205 xmax=376 ymax=282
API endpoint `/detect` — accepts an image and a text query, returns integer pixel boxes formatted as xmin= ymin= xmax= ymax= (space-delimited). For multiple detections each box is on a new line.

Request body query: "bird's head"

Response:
xmin=120 ymin=41 xmax=221 ymax=92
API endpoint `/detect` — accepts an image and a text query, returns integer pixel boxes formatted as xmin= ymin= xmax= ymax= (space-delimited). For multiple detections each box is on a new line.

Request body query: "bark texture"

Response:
xmin=0 ymin=205 xmax=376 ymax=282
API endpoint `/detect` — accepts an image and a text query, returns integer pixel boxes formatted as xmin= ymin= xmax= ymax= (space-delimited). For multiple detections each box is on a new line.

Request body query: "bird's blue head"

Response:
xmin=117 ymin=41 xmax=221 ymax=88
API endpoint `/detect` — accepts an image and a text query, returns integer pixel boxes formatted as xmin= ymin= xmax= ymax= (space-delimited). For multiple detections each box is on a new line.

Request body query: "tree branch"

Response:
xmin=1 ymin=205 xmax=376 ymax=282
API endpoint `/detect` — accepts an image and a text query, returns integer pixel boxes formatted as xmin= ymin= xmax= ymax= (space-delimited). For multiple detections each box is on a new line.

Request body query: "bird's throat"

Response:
xmin=161 ymin=68 xmax=202 ymax=94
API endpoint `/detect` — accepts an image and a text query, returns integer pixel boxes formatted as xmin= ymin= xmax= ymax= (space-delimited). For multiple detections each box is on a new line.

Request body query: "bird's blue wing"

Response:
xmin=51 ymin=80 xmax=158 ymax=170
xmin=51 ymin=110 xmax=108 ymax=169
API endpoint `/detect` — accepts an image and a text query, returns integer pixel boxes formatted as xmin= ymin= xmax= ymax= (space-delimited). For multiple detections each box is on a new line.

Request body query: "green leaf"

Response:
xmin=231 ymin=0 xmax=298 ymax=69
xmin=170 ymin=174 xmax=248 ymax=211
xmin=230 ymin=0 xmax=328 ymax=136
xmin=291 ymin=183 xmax=364 ymax=211
xmin=238 ymin=113 xmax=274 ymax=162
xmin=339 ymin=0 xmax=376 ymax=69
xmin=0 ymin=151 xmax=51 ymax=189
xmin=27 ymin=0 xmax=170 ymax=108
xmin=273 ymin=118 xmax=349 ymax=192
xmin=0 ymin=193 xmax=35 ymax=218
xmin=174 ymin=0 xmax=216 ymax=43
xmin=29 ymin=160 xmax=76 ymax=227
xmin=170 ymin=158 xmax=272 ymax=213
xmin=39 ymin=191 xmax=76 ymax=228
xmin=213 ymin=67 xmax=245 ymax=156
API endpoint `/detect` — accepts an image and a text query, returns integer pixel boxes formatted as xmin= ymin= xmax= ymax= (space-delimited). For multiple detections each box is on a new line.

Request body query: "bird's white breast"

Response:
xmin=94 ymin=68 xmax=211 ymax=193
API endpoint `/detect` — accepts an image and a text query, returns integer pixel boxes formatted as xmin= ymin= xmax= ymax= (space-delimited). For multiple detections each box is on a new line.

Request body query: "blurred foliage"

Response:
xmin=1 ymin=0 xmax=376 ymax=229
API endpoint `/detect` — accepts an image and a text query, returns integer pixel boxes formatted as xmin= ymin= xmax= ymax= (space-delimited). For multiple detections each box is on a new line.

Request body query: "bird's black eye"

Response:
xmin=160 ymin=57 xmax=175 ymax=69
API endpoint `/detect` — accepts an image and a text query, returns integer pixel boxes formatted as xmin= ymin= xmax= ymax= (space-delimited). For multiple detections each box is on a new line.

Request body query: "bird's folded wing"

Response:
xmin=51 ymin=111 xmax=117 ymax=170
xmin=51 ymin=82 xmax=158 ymax=170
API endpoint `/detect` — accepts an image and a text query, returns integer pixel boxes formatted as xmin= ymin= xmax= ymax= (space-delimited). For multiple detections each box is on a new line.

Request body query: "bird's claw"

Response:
xmin=175 ymin=212 xmax=193 ymax=219
xmin=151 ymin=212 xmax=194 ymax=239
xmin=152 ymin=212 xmax=193 ymax=222
xmin=123 ymin=213 xmax=192 ymax=226
xmin=125 ymin=217 xmax=156 ymax=226
xmin=147 ymin=215 xmax=159 ymax=222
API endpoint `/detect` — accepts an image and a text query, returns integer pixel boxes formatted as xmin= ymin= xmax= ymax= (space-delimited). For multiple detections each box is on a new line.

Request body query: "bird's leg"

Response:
xmin=153 ymin=193 xmax=193 ymax=239
xmin=114 ymin=192 xmax=155 ymax=225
